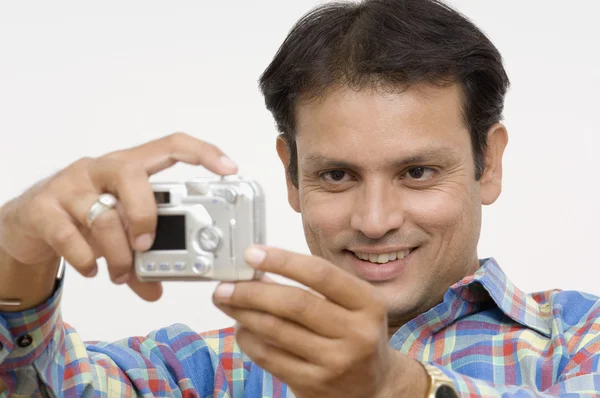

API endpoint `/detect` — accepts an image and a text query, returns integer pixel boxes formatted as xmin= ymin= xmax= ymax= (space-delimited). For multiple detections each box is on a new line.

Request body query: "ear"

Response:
xmin=480 ymin=123 xmax=509 ymax=205
xmin=276 ymin=136 xmax=301 ymax=212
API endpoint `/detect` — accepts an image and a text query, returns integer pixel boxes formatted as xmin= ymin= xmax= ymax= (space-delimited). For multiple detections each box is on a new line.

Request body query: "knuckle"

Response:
xmin=49 ymin=224 xmax=79 ymax=248
xmin=249 ymin=345 xmax=268 ymax=365
xmin=262 ymin=314 xmax=284 ymax=336
xmin=313 ymin=260 xmax=333 ymax=283
xmin=167 ymin=131 xmax=191 ymax=146
xmin=91 ymin=210 xmax=122 ymax=231
xmin=327 ymin=352 xmax=352 ymax=375
xmin=28 ymin=194 xmax=53 ymax=224
xmin=351 ymin=324 xmax=381 ymax=351
xmin=363 ymin=328 xmax=381 ymax=347
xmin=62 ymin=157 xmax=95 ymax=179
xmin=200 ymin=141 xmax=218 ymax=153
xmin=287 ymin=293 xmax=311 ymax=316
xmin=70 ymin=156 xmax=94 ymax=170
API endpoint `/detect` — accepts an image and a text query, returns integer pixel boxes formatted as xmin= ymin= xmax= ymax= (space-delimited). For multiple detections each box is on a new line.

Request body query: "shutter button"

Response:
xmin=17 ymin=334 xmax=33 ymax=348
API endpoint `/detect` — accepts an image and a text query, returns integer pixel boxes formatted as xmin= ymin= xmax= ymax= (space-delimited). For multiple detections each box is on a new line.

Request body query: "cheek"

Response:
xmin=301 ymin=190 xmax=351 ymax=239
xmin=404 ymin=185 xmax=478 ymax=235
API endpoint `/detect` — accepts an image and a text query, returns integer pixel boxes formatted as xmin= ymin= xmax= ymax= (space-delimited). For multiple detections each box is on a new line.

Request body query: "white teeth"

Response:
xmin=353 ymin=249 xmax=411 ymax=264
xmin=376 ymin=253 xmax=390 ymax=263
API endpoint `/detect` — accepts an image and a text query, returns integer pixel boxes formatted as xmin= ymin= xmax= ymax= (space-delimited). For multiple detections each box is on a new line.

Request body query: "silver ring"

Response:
xmin=86 ymin=193 xmax=118 ymax=228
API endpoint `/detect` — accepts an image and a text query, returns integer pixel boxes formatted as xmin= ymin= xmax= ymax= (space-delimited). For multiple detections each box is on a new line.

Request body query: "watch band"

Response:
xmin=422 ymin=363 xmax=459 ymax=398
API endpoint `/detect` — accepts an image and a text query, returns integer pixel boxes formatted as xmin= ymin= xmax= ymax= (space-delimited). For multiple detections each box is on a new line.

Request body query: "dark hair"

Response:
xmin=259 ymin=0 xmax=510 ymax=186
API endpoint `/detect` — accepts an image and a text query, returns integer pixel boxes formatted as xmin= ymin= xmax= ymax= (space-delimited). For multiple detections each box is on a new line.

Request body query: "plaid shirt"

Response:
xmin=1 ymin=258 xmax=599 ymax=397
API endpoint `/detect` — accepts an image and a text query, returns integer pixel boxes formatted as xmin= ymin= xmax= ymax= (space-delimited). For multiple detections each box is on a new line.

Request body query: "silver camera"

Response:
xmin=134 ymin=176 xmax=265 ymax=282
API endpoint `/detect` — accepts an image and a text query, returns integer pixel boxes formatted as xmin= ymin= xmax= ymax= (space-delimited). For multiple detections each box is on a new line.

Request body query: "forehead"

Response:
xmin=294 ymin=84 xmax=471 ymax=166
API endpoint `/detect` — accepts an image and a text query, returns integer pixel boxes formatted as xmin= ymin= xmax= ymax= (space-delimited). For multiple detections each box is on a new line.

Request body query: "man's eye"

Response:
xmin=405 ymin=167 xmax=435 ymax=180
xmin=321 ymin=170 xmax=349 ymax=183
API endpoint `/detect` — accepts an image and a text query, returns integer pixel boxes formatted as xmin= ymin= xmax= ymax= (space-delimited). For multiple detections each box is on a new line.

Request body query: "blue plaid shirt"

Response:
xmin=1 ymin=258 xmax=599 ymax=397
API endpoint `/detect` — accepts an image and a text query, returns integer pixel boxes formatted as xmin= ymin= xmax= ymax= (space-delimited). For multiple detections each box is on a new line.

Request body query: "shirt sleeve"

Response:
xmin=0 ymin=279 xmax=64 ymax=396
xmin=0 ymin=279 xmax=259 ymax=397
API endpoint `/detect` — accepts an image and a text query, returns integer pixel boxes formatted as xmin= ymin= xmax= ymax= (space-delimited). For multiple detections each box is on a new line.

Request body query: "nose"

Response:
xmin=350 ymin=179 xmax=405 ymax=240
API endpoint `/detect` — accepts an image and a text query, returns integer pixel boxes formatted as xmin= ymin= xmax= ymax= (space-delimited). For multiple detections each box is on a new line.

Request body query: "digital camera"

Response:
xmin=134 ymin=176 xmax=265 ymax=282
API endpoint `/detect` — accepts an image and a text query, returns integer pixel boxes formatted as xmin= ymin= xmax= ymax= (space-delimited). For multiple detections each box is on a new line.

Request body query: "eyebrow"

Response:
xmin=302 ymin=148 xmax=458 ymax=170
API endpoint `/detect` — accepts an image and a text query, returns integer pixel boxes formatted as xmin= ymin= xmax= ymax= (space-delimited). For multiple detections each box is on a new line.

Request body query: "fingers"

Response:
xmin=88 ymin=209 xmax=133 ymax=284
xmin=216 ymin=304 xmax=332 ymax=364
xmin=214 ymin=281 xmax=348 ymax=338
xmin=235 ymin=326 xmax=318 ymax=386
xmin=87 ymin=159 xmax=157 ymax=251
xmin=43 ymin=218 xmax=98 ymax=277
xmin=245 ymin=246 xmax=374 ymax=310
xmin=59 ymin=191 xmax=133 ymax=282
xmin=110 ymin=132 xmax=238 ymax=176
xmin=126 ymin=277 xmax=163 ymax=302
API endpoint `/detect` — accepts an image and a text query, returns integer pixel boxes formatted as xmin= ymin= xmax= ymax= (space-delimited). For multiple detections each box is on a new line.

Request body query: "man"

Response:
xmin=0 ymin=0 xmax=599 ymax=397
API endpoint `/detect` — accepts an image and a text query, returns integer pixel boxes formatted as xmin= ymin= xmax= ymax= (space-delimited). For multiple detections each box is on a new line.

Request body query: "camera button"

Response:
xmin=194 ymin=258 xmax=211 ymax=274
xmin=144 ymin=262 xmax=157 ymax=272
xmin=186 ymin=181 xmax=210 ymax=195
xmin=174 ymin=262 xmax=186 ymax=271
xmin=159 ymin=262 xmax=171 ymax=271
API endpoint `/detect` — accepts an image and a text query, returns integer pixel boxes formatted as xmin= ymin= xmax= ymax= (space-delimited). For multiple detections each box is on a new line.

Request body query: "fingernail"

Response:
xmin=245 ymin=246 xmax=266 ymax=266
xmin=87 ymin=268 xmax=98 ymax=277
xmin=219 ymin=155 xmax=237 ymax=170
xmin=135 ymin=234 xmax=154 ymax=252
xmin=214 ymin=283 xmax=235 ymax=299
xmin=114 ymin=273 xmax=131 ymax=285
xmin=261 ymin=273 xmax=276 ymax=283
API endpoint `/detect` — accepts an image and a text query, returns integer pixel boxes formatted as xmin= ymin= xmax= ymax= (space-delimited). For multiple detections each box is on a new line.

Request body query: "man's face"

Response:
xmin=278 ymin=83 xmax=505 ymax=326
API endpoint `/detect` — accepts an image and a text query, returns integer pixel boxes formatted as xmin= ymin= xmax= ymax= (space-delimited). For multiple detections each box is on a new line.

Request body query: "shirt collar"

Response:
xmin=450 ymin=258 xmax=551 ymax=337
xmin=389 ymin=258 xmax=551 ymax=350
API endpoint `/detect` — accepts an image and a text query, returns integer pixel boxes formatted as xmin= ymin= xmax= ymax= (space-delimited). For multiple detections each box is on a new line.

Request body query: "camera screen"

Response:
xmin=150 ymin=215 xmax=186 ymax=250
xmin=154 ymin=191 xmax=171 ymax=205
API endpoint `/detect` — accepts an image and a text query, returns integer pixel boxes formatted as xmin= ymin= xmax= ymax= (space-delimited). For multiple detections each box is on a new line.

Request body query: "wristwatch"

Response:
xmin=422 ymin=363 xmax=459 ymax=398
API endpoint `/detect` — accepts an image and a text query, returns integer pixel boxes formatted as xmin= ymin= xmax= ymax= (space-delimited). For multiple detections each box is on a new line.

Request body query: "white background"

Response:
xmin=0 ymin=1 xmax=598 ymax=342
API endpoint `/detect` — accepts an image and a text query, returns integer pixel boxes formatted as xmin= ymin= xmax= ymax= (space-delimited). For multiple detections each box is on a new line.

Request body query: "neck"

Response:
xmin=387 ymin=256 xmax=482 ymax=341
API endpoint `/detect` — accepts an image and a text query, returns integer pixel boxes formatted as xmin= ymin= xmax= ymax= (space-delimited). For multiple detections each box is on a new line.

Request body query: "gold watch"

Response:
xmin=421 ymin=363 xmax=459 ymax=398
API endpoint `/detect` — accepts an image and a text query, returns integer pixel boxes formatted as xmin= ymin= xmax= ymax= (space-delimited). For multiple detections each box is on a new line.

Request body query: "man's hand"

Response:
xmin=212 ymin=246 xmax=429 ymax=398
xmin=0 ymin=132 xmax=238 ymax=306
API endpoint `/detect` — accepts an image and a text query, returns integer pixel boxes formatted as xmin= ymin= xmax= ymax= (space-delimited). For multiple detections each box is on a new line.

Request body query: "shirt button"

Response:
xmin=17 ymin=334 xmax=33 ymax=348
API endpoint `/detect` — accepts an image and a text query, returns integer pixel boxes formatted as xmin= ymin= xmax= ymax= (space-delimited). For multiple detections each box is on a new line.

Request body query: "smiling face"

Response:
xmin=277 ymin=83 xmax=508 ymax=328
